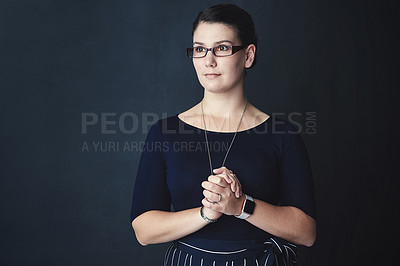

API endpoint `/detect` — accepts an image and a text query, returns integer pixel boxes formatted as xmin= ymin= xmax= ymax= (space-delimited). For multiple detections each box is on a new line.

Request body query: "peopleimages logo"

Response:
xmin=80 ymin=112 xmax=317 ymax=152
xmin=81 ymin=112 xmax=317 ymax=135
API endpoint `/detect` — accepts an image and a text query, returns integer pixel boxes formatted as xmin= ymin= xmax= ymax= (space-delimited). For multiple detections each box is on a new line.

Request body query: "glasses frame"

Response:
xmin=187 ymin=45 xmax=245 ymax=58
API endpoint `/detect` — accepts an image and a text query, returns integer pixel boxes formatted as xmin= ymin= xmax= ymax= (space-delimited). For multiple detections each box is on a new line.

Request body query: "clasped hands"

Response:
xmin=201 ymin=166 xmax=245 ymax=221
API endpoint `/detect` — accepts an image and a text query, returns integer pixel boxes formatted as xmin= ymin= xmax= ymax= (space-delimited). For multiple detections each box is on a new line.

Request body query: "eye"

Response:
xmin=216 ymin=45 xmax=230 ymax=51
xmin=194 ymin=46 xmax=206 ymax=53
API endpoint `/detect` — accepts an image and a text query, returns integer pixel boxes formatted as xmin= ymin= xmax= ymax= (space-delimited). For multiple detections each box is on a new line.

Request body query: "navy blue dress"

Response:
xmin=131 ymin=115 xmax=315 ymax=265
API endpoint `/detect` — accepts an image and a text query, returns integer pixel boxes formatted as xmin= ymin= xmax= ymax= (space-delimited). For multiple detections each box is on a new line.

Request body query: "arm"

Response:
xmin=203 ymin=123 xmax=317 ymax=246
xmin=132 ymin=161 xmax=240 ymax=245
xmin=244 ymin=199 xmax=316 ymax=247
xmin=132 ymin=206 xmax=221 ymax=246
xmin=130 ymin=121 xmax=223 ymax=246
xmin=132 ymin=167 xmax=240 ymax=246
xmin=202 ymin=176 xmax=316 ymax=247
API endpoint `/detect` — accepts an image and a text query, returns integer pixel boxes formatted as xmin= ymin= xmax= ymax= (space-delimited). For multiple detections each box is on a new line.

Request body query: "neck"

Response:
xmin=201 ymin=89 xmax=247 ymax=118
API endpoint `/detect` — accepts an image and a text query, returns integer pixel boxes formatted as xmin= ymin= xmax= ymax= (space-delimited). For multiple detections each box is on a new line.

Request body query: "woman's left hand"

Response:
xmin=201 ymin=174 xmax=245 ymax=216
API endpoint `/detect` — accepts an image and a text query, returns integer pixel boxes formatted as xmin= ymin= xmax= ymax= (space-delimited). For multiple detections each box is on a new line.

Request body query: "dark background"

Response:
xmin=1 ymin=0 xmax=398 ymax=265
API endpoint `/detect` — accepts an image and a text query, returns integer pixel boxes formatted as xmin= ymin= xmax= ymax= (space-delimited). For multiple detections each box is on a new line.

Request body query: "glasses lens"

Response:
xmin=191 ymin=47 xmax=207 ymax=58
xmin=214 ymin=45 xmax=232 ymax=56
xmin=187 ymin=48 xmax=193 ymax=58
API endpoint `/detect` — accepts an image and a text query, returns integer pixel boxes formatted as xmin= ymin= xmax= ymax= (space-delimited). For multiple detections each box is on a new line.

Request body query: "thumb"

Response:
xmin=213 ymin=167 xmax=226 ymax=174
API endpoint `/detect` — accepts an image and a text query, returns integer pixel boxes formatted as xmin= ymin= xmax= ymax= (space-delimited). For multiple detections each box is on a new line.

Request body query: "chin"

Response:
xmin=203 ymin=85 xmax=230 ymax=94
xmin=200 ymin=81 xmax=228 ymax=94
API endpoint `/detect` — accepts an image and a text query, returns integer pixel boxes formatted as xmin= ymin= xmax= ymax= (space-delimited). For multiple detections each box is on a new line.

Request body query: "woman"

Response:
xmin=131 ymin=4 xmax=316 ymax=266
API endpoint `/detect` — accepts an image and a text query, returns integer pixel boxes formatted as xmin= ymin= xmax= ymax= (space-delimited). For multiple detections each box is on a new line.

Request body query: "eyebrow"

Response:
xmin=193 ymin=40 xmax=234 ymax=46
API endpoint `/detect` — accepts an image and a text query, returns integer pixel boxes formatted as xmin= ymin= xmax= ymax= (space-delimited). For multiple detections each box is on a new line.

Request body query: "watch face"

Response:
xmin=244 ymin=199 xmax=255 ymax=214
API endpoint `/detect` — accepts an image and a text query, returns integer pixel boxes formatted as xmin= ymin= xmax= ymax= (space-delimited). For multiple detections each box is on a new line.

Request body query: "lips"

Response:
xmin=204 ymin=73 xmax=221 ymax=79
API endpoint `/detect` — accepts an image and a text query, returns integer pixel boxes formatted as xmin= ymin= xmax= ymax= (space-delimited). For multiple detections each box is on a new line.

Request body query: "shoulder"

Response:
xmin=146 ymin=115 xmax=180 ymax=136
xmin=158 ymin=115 xmax=179 ymax=126
xmin=250 ymin=116 xmax=302 ymax=146
xmin=177 ymin=104 xmax=202 ymax=129
xmin=269 ymin=117 xmax=301 ymax=134
xmin=271 ymin=117 xmax=308 ymax=155
xmin=244 ymin=104 xmax=270 ymax=129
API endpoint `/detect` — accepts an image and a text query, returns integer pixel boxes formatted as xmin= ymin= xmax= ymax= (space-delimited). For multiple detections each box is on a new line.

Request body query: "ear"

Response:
xmin=244 ymin=44 xmax=256 ymax=69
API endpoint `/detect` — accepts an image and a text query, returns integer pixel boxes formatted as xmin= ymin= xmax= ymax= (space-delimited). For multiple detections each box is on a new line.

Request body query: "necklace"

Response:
xmin=201 ymin=99 xmax=248 ymax=175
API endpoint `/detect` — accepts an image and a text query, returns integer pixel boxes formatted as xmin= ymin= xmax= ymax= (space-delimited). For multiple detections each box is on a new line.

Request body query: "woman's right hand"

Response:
xmin=201 ymin=166 xmax=242 ymax=219
xmin=202 ymin=206 xmax=223 ymax=220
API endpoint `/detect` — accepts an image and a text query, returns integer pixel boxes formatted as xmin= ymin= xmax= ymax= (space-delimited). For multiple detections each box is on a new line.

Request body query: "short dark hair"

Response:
xmin=192 ymin=3 xmax=258 ymax=68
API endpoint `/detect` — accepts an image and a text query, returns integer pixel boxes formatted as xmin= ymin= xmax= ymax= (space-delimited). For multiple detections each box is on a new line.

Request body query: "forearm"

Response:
xmin=246 ymin=199 xmax=316 ymax=247
xmin=132 ymin=207 xmax=211 ymax=246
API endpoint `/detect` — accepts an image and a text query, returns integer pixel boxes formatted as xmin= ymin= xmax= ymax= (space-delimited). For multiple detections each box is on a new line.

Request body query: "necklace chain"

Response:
xmin=201 ymin=99 xmax=248 ymax=175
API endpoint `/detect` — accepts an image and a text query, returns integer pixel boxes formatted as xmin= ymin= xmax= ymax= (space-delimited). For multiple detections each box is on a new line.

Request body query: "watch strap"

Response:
xmin=235 ymin=194 xmax=254 ymax=219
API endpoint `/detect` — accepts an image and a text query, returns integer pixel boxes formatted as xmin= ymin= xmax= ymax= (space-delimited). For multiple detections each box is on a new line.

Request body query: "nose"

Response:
xmin=204 ymin=49 xmax=217 ymax=67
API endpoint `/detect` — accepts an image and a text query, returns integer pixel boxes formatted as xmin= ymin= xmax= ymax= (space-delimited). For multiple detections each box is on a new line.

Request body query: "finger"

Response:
xmin=228 ymin=173 xmax=242 ymax=198
xmin=225 ymin=173 xmax=237 ymax=193
xmin=220 ymin=173 xmax=232 ymax=184
xmin=233 ymin=175 xmax=240 ymax=198
xmin=201 ymin=181 xmax=224 ymax=194
xmin=212 ymin=166 xmax=228 ymax=175
xmin=235 ymin=177 xmax=242 ymax=198
xmin=230 ymin=179 xmax=236 ymax=193
xmin=238 ymin=179 xmax=243 ymax=197
xmin=208 ymin=175 xmax=230 ymax=187
xmin=203 ymin=190 xmax=221 ymax=202
xmin=202 ymin=198 xmax=219 ymax=210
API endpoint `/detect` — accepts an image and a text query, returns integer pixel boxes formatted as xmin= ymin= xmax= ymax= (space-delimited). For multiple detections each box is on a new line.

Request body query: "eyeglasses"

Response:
xmin=187 ymin=45 xmax=245 ymax=58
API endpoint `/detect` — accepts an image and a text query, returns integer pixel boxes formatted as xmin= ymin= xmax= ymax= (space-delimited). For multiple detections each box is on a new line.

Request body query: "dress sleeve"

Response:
xmin=130 ymin=121 xmax=171 ymax=222
xmin=279 ymin=122 xmax=316 ymax=220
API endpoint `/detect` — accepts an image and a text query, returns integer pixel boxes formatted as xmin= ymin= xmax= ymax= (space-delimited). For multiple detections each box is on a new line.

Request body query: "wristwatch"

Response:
xmin=235 ymin=194 xmax=255 ymax=219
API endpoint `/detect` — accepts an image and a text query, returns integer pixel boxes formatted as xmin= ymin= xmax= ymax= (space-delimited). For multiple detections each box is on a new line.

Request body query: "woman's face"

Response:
xmin=192 ymin=22 xmax=252 ymax=94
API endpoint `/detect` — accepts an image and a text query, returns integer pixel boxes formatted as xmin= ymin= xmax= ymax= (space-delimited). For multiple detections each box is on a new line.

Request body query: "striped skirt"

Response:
xmin=164 ymin=237 xmax=297 ymax=266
